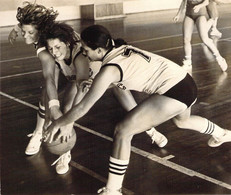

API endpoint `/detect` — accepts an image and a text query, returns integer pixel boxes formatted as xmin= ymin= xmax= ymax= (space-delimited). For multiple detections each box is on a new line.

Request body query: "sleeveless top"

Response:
xmin=101 ymin=45 xmax=187 ymax=95
xmin=36 ymin=40 xmax=100 ymax=81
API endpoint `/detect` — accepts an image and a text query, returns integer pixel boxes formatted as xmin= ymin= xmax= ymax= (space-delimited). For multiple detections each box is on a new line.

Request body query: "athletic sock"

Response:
xmin=201 ymin=119 xmax=225 ymax=138
xmin=184 ymin=55 xmax=191 ymax=61
xmin=106 ymin=156 xmax=129 ymax=191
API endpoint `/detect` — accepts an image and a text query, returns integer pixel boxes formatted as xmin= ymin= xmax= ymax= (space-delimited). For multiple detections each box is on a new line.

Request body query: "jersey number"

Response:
xmin=122 ymin=48 xmax=151 ymax=62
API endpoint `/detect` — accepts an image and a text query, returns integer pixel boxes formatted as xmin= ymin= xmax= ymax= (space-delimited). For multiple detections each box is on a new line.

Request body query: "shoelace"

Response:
xmin=27 ymin=132 xmax=43 ymax=141
xmin=97 ymin=187 xmax=108 ymax=193
xmin=97 ymin=187 xmax=122 ymax=194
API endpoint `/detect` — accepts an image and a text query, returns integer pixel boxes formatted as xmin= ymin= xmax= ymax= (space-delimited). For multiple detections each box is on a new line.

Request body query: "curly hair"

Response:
xmin=41 ymin=22 xmax=81 ymax=50
xmin=16 ymin=1 xmax=58 ymax=33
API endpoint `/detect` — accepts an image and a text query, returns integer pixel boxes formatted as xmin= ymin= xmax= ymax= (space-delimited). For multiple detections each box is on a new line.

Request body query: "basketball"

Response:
xmin=44 ymin=128 xmax=77 ymax=155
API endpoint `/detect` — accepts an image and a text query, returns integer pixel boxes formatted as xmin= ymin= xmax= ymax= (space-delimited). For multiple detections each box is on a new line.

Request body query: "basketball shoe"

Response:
xmin=182 ymin=59 xmax=192 ymax=72
xmin=146 ymin=128 xmax=168 ymax=148
xmin=216 ymin=57 xmax=228 ymax=72
xmin=208 ymin=129 xmax=231 ymax=147
xmin=97 ymin=187 xmax=122 ymax=195
xmin=25 ymin=130 xmax=43 ymax=155
xmin=210 ymin=28 xmax=222 ymax=38
xmin=52 ymin=150 xmax=71 ymax=174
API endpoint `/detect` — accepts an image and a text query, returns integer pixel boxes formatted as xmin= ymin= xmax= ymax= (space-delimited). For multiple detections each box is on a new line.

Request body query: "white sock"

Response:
xmin=106 ymin=156 xmax=129 ymax=191
xmin=201 ymin=119 xmax=225 ymax=137
xmin=184 ymin=56 xmax=191 ymax=61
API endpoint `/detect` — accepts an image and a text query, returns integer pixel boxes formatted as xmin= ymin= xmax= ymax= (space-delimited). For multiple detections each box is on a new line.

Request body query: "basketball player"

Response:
xmin=44 ymin=25 xmax=231 ymax=194
xmin=41 ymin=22 xmax=168 ymax=147
xmin=173 ymin=0 xmax=228 ymax=71
xmin=9 ymin=2 xmax=77 ymax=174
xmin=9 ymin=2 xmax=168 ymax=173
xmin=9 ymin=2 xmax=59 ymax=157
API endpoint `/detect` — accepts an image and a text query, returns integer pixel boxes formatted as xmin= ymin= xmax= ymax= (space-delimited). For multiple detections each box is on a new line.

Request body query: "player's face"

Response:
xmin=81 ymin=41 xmax=102 ymax=62
xmin=47 ymin=38 xmax=70 ymax=61
xmin=21 ymin=24 xmax=39 ymax=44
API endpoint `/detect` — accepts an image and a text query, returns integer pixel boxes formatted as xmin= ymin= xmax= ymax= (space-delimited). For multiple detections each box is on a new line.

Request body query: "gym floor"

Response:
xmin=1 ymin=4 xmax=231 ymax=195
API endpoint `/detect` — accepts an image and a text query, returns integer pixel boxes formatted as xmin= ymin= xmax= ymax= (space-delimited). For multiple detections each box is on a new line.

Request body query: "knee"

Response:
xmin=183 ymin=37 xmax=191 ymax=46
xmin=173 ymin=118 xmax=188 ymax=129
xmin=114 ymin=122 xmax=133 ymax=143
xmin=201 ymin=37 xmax=211 ymax=45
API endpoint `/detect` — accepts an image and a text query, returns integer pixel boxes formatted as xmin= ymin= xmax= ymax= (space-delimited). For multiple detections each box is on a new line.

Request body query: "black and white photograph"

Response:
xmin=1 ymin=0 xmax=231 ymax=194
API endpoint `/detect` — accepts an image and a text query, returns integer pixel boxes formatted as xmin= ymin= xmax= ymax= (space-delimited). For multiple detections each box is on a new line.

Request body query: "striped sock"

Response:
xmin=106 ymin=156 xmax=129 ymax=191
xmin=202 ymin=119 xmax=225 ymax=137
xmin=38 ymin=102 xmax=45 ymax=119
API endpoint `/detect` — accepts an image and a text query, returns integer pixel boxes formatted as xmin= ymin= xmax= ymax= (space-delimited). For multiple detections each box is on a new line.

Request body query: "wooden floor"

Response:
xmin=1 ymin=5 xmax=231 ymax=195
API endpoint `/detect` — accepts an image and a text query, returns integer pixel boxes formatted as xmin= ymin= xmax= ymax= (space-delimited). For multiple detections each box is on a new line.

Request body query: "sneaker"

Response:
xmin=216 ymin=57 xmax=228 ymax=72
xmin=182 ymin=59 xmax=192 ymax=71
xmin=25 ymin=131 xmax=43 ymax=155
xmin=52 ymin=151 xmax=71 ymax=174
xmin=208 ymin=129 xmax=231 ymax=147
xmin=146 ymin=128 xmax=168 ymax=148
xmin=97 ymin=187 xmax=122 ymax=195
xmin=210 ymin=28 xmax=222 ymax=38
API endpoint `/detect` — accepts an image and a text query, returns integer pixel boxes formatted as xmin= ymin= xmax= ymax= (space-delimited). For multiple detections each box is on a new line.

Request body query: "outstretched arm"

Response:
xmin=72 ymin=54 xmax=90 ymax=106
xmin=38 ymin=50 xmax=62 ymax=121
xmin=45 ymin=66 xmax=121 ymax=142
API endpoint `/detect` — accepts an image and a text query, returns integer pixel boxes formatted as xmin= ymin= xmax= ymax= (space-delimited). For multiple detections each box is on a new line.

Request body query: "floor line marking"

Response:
xmin=1 ymin=31 xmax=230 ymax=64
xmin=1 ymin=36 xmax=230 ymax=80
xmin=0 ymin=91 xmax=134 ymax=194
xmin=0 ymin=55 xmax=36 ymax=63
xmin=153 ymin=37 xmax=231 ymax=53
xmin=0 ymin=70 xmax=42 ymax=79
xmin=1 ymin=92 xmax=231 ymax=190
xmin=0 ymin=91 xmax=38 ymax=110
xmin=70 ymin=161 xmax=134 ymax=195
xmin=129 ymin=26 xmax=231 ymax=44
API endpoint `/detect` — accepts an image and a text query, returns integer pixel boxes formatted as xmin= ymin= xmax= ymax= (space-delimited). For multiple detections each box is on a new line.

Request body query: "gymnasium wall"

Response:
xmin=0 ymin=0 xmax=182 ymax=27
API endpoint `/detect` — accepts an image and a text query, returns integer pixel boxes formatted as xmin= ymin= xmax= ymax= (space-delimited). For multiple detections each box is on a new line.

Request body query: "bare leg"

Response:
xmin=196 ymin=16 xmax=227 ymax=71
xmin=112 ymin=87 xmax=168 ymax=147
xmin=103 ymin=94 xmax=229 ymax=192
xmin=182 ymin=16 xmax=195 ymax=71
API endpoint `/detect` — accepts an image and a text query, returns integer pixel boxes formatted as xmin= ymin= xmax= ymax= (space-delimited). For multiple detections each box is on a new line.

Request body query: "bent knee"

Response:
xmin=173 ymin=118 xmax=189 ymax=129
xmin=114 ymin=123 xmax=133 ymax=142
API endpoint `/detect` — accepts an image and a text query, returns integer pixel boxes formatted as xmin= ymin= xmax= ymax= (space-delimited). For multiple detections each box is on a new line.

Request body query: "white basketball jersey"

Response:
xmin=102 ymin=45 xmax=187 ymax=95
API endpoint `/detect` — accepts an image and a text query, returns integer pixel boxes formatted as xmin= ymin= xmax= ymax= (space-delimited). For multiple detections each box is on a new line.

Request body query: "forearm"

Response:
xmin=46 ymin=78 xmax=58 ymax=101
xmin=176 ymin=0 xmax=187 ymax=16
xmin=45 ymin=77 xmax=62 ymax=119
xmin=72 ymin=88 xmax=86 ymax=107
xmin=55 ymin=103 xmax=88 ymax=128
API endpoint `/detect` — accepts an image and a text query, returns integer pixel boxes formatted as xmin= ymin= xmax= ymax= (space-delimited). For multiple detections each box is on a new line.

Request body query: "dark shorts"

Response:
xmin=186 ymin=6 xmax=208 ymax=22
xmin=163 ymin=74 xmax=197 ymax=108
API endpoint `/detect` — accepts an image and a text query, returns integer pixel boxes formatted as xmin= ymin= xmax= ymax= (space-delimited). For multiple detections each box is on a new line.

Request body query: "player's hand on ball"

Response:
xmin=43 ymin=122 xmax=60 ymax=143
xmin=56 ymin=125 xmax=73 ymax=143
